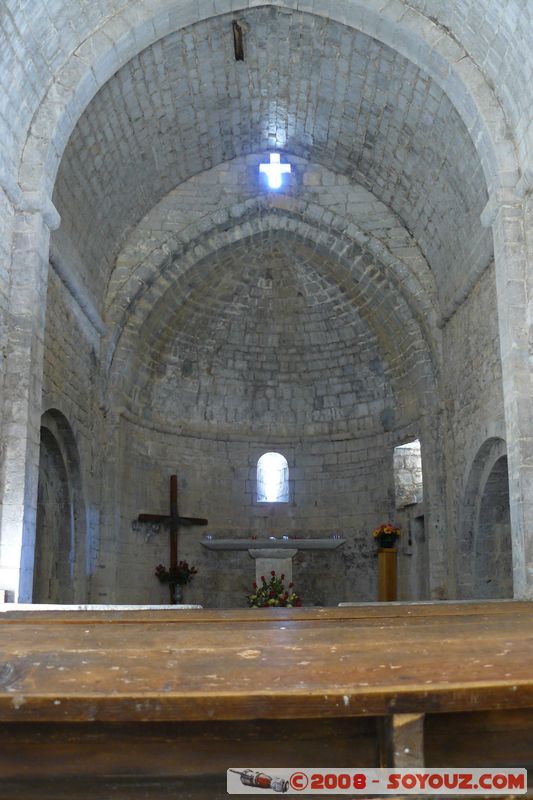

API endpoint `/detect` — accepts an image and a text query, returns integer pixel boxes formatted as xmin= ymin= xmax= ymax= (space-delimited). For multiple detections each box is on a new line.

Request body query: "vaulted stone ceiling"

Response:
xmin=134 ymin=232 xmax=393 ymax=437
xmin=52 ymin=6 xmax=491 ymax=313
xmin=121 ymin=230 xmax=432 ymax=438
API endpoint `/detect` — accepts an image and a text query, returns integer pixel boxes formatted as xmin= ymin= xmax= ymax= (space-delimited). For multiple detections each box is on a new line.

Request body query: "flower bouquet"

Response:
xmin=247 ymin=570 xmax=301 ymax=607
xmin=155 ymin=560 xmax=198 ymax=604
xmin=372 ymin=523 xmax=401 ymax=549
xmin=155 ymin=560 xmax=198 ymax=585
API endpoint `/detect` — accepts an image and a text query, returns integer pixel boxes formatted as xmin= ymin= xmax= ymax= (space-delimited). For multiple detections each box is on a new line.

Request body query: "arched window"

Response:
xmin=257 ymin=452 xmax=289 ymax=503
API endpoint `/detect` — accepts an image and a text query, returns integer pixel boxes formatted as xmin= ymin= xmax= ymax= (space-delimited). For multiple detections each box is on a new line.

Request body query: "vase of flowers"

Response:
xmin=372 ymin=523 xmax=401 ymax=549
xmin=247 ymin=571 xmax=301 ymax=607
xmin=155 ymin=560 xmax=198 ymax=604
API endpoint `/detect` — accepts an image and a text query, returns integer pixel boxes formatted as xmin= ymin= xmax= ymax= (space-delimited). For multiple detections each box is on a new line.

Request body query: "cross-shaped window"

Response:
xmin=259 ymin=153 xmax=291 ymax=189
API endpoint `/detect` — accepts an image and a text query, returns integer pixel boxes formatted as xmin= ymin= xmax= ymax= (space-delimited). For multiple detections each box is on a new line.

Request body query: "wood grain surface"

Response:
xmin=1 ymin=601 xmax=532 ymax=722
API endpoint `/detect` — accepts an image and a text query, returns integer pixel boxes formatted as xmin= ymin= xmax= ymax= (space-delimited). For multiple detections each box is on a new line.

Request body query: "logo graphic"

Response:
xmin=227 ymin=768 xmax=527 ymax=794
xmin=229 ymin=769 xmax=289 ymax=793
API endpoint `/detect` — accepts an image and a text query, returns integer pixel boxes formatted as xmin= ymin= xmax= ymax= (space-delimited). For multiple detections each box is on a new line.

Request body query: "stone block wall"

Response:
xmin=40 ymin=268 xmax=103 ymax=601
xmin=52 ymin=7 xmax=490 ymax=315
xmin=441 ymin=261 xmax=506 ymax=595
xmin=0 ymin=0 xmax=530 ymax=186
xmin=39 ymin=149 xmax=507 ymax=607
xmin=0 ymin=189 xmax=13 ymax=402
xmin=3 ymin=0 xmax=525 ymax=604
xmin=0 ymin=189 xmax=13 ymax=516
xmin=39 ymin=151 xmax=442 ymax=606
xmin=114 ymin=417 xmax=401 ymax=607
xmin=406 ymin=0 xmax=532 ymax=172
xmin=0 ymin=189 xmax=12 ymax=332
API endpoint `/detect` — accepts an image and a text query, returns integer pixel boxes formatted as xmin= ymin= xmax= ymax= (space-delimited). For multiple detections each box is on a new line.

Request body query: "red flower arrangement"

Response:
xmin=155 ymin=561 xmax=198 ymax=586
xmin=247 ymin=570 xmax=301 ymax=607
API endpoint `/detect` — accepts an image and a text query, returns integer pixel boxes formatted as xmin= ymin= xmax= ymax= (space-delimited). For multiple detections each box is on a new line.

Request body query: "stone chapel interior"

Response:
xmin=1 ymin=1 xmax=531 ymax=609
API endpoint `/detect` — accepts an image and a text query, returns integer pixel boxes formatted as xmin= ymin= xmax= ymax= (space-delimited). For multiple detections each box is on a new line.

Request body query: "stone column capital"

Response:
xmin=0 ymin=168 xmax=60 ymax=231
xmin=480 ymin=187 xmax=524 ymax=229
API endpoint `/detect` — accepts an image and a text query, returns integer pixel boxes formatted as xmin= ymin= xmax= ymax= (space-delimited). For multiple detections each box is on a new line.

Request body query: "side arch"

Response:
xmin=32 ymin=409 xmax=87 ymax=603
xmin=458 ymin=437 xmax=513 ymax=599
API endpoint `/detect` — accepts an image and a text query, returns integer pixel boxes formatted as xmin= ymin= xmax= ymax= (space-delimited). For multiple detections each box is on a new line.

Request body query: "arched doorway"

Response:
xmin=474 ymin=455 xmax=513 ymax=599
xmin=459 ymin=438 xmax=513 ymax=599
xmin=33 ymin=410 xmax=86 ymax=603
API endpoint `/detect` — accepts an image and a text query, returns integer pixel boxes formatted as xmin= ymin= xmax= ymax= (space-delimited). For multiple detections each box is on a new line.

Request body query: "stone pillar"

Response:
xmin=419 ymin=410 xmax=448 ymax=599
xmin=92 ymin=411 xmax=124 ymax=603
xmin=0 ymin=209 xmax=53 ymax=601
xmin=491 ymin=198 xmax=533 ymax=598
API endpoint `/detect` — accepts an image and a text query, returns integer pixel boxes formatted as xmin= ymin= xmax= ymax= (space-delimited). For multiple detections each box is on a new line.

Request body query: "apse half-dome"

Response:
xmin=130 ymin=230 xmax=399 ymax=439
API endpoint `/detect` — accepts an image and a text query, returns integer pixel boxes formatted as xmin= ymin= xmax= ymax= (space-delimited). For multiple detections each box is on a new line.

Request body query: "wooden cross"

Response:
xmin=138 ymin=474 xmax=208 ymax=603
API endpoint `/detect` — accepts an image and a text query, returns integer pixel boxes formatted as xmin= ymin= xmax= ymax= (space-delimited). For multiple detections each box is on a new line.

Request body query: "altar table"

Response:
xmin=0 ymin=601 xmax=532 ymax=798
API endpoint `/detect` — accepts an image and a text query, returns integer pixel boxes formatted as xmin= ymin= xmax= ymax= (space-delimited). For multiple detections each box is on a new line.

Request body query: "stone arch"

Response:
xmin=3 ymin=0 xmax=524 ymax=606
xmin=32 ymin=409 xmax=87 ymax=603
xmin=104 ymin=215 xmax=448 ymax=600
xmin=105 ymin=213 xmax=439 ymax=430
xmin=17 ymin=0 xmax=518 ymax=215
xmin=458 ymin=437 xmax=513 ymax=599
xmin=103 ymin=171 xmax=440 ymax=353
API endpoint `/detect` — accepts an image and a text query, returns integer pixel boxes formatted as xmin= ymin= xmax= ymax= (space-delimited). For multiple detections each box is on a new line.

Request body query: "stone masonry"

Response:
xmin=0 ymin=1 xmax=531 ymax=605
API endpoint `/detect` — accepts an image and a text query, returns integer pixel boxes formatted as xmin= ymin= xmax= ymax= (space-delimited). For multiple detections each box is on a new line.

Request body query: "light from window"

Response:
xmin=257 ymin=452 xmax=289 ymax=503
xmin=259 ymin=153 xmax=291 ymax=189
xmin=393 ymin=439 xmax=423 ymax=508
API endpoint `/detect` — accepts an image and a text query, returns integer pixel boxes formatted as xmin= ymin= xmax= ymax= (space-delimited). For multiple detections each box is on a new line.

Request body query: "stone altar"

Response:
xmin=201 ymin=537 xmax=345 ymax=584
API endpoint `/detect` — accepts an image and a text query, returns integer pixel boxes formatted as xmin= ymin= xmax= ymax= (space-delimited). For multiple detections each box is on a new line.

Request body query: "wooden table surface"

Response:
xmin=1 ymin=600 xmax=533 ymax=723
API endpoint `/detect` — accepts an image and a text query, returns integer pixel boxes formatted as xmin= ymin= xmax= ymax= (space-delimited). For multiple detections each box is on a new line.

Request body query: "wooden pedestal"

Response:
xmin=378 ymin=547 xmax=397 ymax=601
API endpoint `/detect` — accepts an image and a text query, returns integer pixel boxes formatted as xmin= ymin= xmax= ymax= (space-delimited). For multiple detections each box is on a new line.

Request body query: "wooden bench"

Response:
xmin=0 ymin=601 xmax=532 ymax=798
